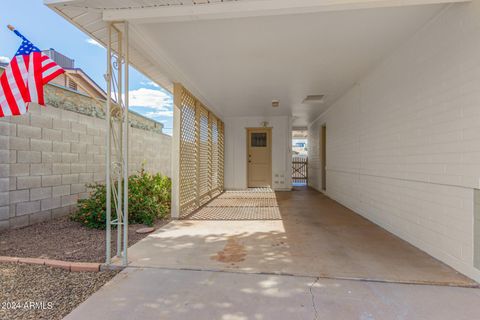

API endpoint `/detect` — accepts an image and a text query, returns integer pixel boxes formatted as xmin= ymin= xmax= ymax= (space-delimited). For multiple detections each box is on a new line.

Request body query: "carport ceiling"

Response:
xmin=46 ymin=0 xmax=466 ymax=126
xmin=136 ymin=5 xmax=446 ymax=125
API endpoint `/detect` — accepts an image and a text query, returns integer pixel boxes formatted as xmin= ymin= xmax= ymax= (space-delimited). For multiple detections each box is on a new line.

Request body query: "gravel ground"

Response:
xmin=0 ymin=263 xmax=118 ymax=320
xmin=0 ymin=215 xmax=170 ymax=262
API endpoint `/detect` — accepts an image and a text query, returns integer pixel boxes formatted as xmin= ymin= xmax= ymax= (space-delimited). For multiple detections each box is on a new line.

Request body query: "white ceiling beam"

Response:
xmin=102 ymin=0 xmax=470 ymax=23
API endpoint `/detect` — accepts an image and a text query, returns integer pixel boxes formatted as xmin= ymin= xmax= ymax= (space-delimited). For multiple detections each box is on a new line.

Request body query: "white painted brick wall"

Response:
xmin=308 ymin=2 xmax=480 ymax=281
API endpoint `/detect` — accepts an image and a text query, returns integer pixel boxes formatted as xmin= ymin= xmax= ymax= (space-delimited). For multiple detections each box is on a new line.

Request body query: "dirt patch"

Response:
xmin=0 ymin=263 xmax=118 ymax=320
xmin=0 ymin=215 xmax=170 ymax=263
xmin=211 ymin=236 xmax=247 ymax=264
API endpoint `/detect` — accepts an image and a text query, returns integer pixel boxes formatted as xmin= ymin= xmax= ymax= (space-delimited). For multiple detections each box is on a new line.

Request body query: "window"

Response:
xmin=251 ymin=133 xmax=267 ymax=147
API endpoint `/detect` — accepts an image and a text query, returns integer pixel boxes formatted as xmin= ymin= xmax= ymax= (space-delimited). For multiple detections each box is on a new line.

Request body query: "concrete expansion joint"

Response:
xmin=123 ymin=264 xmax=479 ymax=289
xmin=309 ymin=277 xmax=320 ymax=320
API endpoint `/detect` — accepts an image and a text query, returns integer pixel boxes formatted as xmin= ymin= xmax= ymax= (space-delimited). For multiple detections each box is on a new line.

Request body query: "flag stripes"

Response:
xmin=0 ymin=29 xmax=64 ymax=117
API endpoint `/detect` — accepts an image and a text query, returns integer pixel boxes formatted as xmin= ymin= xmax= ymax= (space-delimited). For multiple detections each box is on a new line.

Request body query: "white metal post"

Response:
xmin=116 ymin=29 xmax=123 ymax=258
xmin=105 ymin=21 xmax=130 ymax=266
xmin=105 ymin=23 xmax=112 ymax=265
xmin=123 ymin=21 xmax=129 ymax=266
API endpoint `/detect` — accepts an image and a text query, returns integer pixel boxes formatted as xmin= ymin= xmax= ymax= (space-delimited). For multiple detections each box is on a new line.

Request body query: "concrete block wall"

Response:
xmin=0 ymin=120 xmax=9 ymax=230
xmin=130 ymin=127 xmax=171 ymax=177
xmin=308 ymin=2 xmax=480 ymax=282
xmin=0 ymin=86 xmax=171 ymax=231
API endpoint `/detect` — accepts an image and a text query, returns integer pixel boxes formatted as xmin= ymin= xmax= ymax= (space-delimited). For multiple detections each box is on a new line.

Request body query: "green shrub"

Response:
xmin=73 ymin=168 xmax=171 ymax=229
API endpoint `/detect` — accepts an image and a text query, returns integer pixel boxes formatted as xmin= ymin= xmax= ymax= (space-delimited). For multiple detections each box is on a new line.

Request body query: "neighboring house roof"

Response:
xmin=64 ymin=68 xmax=107 ymax=100
xmin=0 ymin=59 xmax=106 ymax=101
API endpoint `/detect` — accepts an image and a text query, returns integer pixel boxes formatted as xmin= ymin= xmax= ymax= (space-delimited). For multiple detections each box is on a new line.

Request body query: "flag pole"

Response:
xmin=7 ymin=25 xmax=15 ymax=31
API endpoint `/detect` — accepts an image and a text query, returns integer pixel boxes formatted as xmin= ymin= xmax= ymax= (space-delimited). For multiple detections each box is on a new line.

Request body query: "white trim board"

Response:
xmin=102 ymin=0 xmax=470 ymax=23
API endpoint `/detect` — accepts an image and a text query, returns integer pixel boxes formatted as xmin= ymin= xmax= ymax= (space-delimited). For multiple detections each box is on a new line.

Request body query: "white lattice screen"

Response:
xmin=174 ymin=84 xmax=224 ymax=217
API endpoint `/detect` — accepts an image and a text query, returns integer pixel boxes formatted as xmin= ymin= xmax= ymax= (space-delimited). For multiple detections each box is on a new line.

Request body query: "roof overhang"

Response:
xmin=45 ymin=0 xmax=471 ymax=124
xmin=102 ymin=0 xmax=469 ymax=23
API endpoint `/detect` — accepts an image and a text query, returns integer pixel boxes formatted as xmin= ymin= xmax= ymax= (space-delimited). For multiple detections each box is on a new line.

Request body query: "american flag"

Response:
xmin=0 ymin=29 xmax=64 ymax=117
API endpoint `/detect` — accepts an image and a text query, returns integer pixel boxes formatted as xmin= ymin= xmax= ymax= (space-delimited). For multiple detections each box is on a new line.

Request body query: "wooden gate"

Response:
xmin=292 ymin=157 xmax=308 ymax=184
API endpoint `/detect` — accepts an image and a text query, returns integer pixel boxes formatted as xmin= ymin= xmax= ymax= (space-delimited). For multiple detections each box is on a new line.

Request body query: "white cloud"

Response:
xmin=0 ymin=56 xmax=10 ymax=63
xmin=129 ymin=88 xmax=173 ymax=113
xmin=86 ymin=38 xmax=104 ymax=49
xmin=145 ymin=110 xmax=174 ymax=118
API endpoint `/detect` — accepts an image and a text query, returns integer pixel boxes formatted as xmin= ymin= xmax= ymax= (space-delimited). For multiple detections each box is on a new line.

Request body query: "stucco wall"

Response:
xmin=224 ymin=115 xmax=292 ymax=191
xmin=0 ymin=83 xmax=171 ymax=230
xmin=308 ymin=2 xmax=480 ymax=282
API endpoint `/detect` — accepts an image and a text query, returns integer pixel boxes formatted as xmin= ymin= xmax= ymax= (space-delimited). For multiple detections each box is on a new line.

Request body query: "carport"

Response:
xmin=123 ymin=187 xmax=474 ymax=286
xmin=46 ymin=0 xmax=480 ymax=288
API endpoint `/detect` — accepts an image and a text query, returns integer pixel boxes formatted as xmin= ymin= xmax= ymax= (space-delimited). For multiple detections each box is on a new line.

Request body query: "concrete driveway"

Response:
xmin=64 ymin=268 xmax=480 ymax=320
xmin=64 ymin=188 xmax=480 ymax=319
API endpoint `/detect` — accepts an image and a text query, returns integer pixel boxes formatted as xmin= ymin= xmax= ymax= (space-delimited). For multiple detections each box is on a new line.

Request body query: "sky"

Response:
xmin=1 ymin=1 xmax=173 ymax=135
